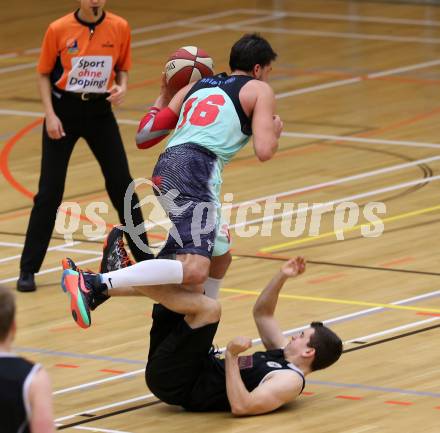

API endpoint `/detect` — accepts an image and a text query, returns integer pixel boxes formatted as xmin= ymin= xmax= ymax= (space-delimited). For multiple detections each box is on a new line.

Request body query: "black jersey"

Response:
xmin=184 ymin=348 xmax=305 ymax=411
xmin=0 ymin=353 xmax=39 ymax=433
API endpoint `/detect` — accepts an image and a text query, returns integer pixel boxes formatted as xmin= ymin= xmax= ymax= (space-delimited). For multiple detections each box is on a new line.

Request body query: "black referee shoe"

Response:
xmin=17 ymin=272 xmax=36 ymax=292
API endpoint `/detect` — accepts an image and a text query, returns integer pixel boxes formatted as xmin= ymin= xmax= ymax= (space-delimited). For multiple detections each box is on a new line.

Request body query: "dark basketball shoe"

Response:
xmin=17 ymin=271 xmax=36 ymax=292
xmin=100 ymin=226 xmax=134 ymax=273
xmin=61 ymin=259 xmax=109 ymax=329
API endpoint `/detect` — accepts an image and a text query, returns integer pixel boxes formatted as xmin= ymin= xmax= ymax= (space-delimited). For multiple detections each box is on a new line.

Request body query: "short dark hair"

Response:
xmin=0 ymin=285 xmax=15 ymax=342
xmin=229 ymin=33 xmax=277 ymax=72
xmin=307 ymin=322 xmax=342 ymax=371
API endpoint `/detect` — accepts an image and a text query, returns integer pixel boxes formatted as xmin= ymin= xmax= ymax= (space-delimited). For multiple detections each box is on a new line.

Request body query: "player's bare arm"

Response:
xmin=246 ymin=80 xmax=282 ymax=161
xmin=225 ymin=336 xmax=302 ymax=416
xmin=253 ymin=257 xmax=306 ymax=350
xmin=29 ymin=368 xmax=56 ymax=433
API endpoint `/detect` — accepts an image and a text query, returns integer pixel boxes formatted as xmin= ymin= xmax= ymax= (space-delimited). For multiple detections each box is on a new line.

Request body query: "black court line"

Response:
xmin=344 ymin=322 xmax=440 ymax=353
xmin=57 ymin=400 xmax=161 ymax=430
xmin=308 ymin=259 xmax=440 ymax=277
xmin=56 ymin=321 xmax=439 ymax=428
xmin=233 ymin=253 xmax=440 ymax=277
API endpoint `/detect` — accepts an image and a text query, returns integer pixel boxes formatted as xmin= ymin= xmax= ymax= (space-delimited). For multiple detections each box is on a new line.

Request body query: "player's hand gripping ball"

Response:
xmin=165 ymin=46 xmax=214 ymax=93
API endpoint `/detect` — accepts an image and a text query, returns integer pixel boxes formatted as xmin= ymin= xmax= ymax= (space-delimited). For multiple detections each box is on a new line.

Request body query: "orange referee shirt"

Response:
xmin=38 ymin=10 xmax=131 ymax=93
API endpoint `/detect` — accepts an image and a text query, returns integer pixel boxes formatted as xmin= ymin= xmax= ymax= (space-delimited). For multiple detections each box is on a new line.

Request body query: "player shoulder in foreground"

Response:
xmin=0 ymin=285 xmax=55 ymax=432
xmin=29 ymin=368 xmax=55 ymax=433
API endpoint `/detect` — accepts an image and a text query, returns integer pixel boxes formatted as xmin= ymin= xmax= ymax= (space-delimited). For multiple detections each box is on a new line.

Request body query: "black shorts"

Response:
xmin=152 ymin=143 xmax=219 ymax=259
xmin=145 ymin=304 xmax=219 ymax=406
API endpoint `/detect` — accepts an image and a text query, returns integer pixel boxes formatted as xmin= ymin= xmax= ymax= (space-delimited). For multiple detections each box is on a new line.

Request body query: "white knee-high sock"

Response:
xmin=203 ymin=277 xmax=222 ymax=299
xmin=101 ymin=259 xmax=183 ymax=289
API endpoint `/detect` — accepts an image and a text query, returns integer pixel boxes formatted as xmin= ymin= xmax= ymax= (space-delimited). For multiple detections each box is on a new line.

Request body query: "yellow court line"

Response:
xmin=260 ymin=203 xmax=440 ymax=252
xmin=221 ymin=287 xmax=440 ymax=313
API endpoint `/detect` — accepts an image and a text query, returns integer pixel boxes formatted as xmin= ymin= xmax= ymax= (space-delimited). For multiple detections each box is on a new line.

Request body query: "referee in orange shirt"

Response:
xmin=18 ymin=0 xmax=153 ymax=292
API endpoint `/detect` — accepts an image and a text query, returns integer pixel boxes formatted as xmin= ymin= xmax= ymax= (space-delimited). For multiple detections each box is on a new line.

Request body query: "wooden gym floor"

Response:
xmin=0 ymin=0 xmax=439 ymax=432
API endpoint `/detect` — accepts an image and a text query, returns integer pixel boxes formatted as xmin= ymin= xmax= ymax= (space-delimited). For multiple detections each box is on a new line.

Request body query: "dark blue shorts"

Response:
xmin=152 ymin=143 xmax=219 ymax=258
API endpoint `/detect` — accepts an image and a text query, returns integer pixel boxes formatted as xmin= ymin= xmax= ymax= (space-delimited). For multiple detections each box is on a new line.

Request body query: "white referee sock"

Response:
xmin=203 ymin=277 xmax=222 ymax=299
xmin=101 ymin=259 xmax=183 ymax=289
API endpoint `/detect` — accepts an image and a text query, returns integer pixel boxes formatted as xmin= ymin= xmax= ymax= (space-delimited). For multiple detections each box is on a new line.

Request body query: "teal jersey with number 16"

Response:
xmin=166 ymin=74 xmax=254 ymax=201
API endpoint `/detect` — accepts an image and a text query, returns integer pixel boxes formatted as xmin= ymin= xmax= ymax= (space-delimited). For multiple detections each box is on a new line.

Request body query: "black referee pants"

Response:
xmin=20 ymin=92 xmax=152 ymax=273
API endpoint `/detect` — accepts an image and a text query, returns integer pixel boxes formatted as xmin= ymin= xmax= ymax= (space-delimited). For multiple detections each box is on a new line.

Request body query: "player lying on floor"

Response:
xmin=61 ymin=233 xmax=342 ymax=415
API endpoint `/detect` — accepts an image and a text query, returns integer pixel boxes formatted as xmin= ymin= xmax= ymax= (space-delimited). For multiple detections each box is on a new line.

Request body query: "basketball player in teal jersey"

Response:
xmin=61 ymin=34 xmax=282 ymax=328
